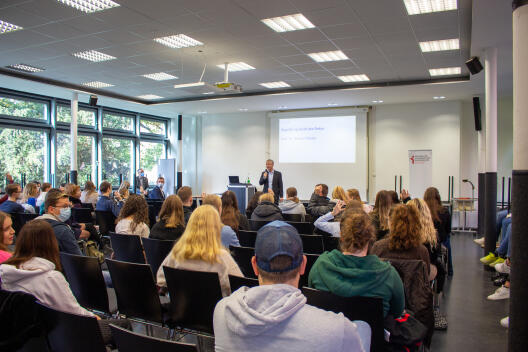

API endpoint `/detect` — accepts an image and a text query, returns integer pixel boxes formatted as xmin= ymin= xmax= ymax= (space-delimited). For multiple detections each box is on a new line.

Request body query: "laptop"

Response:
xmin=229 ymin=176 xmax=244 ymax=185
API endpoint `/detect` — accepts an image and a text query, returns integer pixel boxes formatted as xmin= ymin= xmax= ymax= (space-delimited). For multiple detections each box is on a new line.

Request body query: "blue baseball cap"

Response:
xmin=255 ymin=220 xmax=303 ymax=273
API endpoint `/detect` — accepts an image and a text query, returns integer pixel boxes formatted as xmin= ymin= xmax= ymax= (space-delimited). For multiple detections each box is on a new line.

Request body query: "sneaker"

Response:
xmin=474 ymin=237 xmax=485 ymax=245
xmin=493 ymin=276 xmax=508 ymax=287
xmin=495 ymin=262 xmax=511 ymax=274
xmin=434 ymin=308 xmax=448 ymax=330
xmin=487 ymin=286 xmax=510 ymax=300
xmin=490 ymin=257 xmax=505 ymax=267
xmin=480 ymin=252 xmax=497 ymax=264
xmin=500 ymin=316 xmax=509 ymax=328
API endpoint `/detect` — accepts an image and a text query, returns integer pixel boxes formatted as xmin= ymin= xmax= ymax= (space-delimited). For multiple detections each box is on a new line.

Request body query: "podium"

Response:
xmin=228 ymin=184 xmax=256 ymax=215
xmin=453 ymin=198 xmax=476 ymax=233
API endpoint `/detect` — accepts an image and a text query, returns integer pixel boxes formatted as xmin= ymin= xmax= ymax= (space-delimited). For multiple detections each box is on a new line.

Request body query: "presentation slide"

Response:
xmin=279 ymin=116 xmax=356 ymax=163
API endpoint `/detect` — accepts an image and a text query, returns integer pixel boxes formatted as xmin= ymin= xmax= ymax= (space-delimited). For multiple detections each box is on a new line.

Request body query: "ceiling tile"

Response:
xmin=318 ymin=60 xmax=358 ymax=70
xmin=288 ymin=62 xmax=324 ymax=73
xmin=304 ymin=5 xmax=358 ymax=27
xmin=296 ymin=40 xmax=338 ymax=53
xmin=320 ymin=23 xmax=369 ymax=39
xmin=300 ymin=70 xmax=333 ymax=78
xmin=0 ymin=4 xmax=51 ymax=27
xmin=289 ymin=0 xmax=346 ymax=12
xmin=234 ymin=0 xmax=298 ymax=18
xmin=17 ymin=0 xmax=82 ymax=22
xmin=275 ymin=54 xmax=314 ymax=66
xmin=280 ymin=28 xmax=328 ymax=44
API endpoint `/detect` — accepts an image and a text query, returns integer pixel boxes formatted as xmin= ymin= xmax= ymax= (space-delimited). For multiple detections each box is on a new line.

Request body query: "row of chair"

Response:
xmin=238 ymin=230 xmax=339 ymax=253
xmin=248 ymin=219 xmax=313 ymax=234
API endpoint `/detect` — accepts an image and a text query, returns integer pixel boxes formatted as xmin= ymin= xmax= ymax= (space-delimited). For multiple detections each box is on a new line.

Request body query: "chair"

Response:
xmin=282 ymin=213 xmax=303 ymax=222
xmin=323 ymin=236 xmax=340 ymax=252
xmin=142 ymin=238 xmax=175 ymax=277
xmin=163 ymin=267 xmax=223 ymax=335
xmin=95 ymin=210 xmax=116 ymax=235
xmin=299 ymin=254 xmax=319 ymax=288
xmin=301 ymin=287 xmax=385 ymax=352
xmin=228 ymin=275 xmax=259 ymax=292
xmin=81 ymin=203 xmax=94 ymax=211
xmin=238 ymin=230 xmax=257 ymax=247
xmin=10 ymin=212 xmax=38 ymax=234
xmin=71 ymin=207 xmax=94 ymax=224
xmin=249 ymin=219 xmax=270 ymax=231
xmin=106 ymin=259 xmax=167 ymax=325
xmin=148 ymin=205 xmax=157 ymax=229
xmin=110 ymin=324 xmax=197 ymax=352
xmin=287 ymin=221 xmax=313 ymax=235
xmin=300 ymin=234 xmax=324 ymax=254
xmin=110 ymin=232 xmax=146 ymax=264
xmin=230 ymin=245 xmax=257 ymax=279
xmin=38 ymin=302 xmax=106 ymax=352
xmin=60 ymin=253 xmax=112 ymax=315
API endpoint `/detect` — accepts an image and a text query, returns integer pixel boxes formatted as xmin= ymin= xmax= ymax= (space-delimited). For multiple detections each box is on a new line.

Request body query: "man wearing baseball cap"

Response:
xmin=213 ymin=220 xmax=371 ymax=352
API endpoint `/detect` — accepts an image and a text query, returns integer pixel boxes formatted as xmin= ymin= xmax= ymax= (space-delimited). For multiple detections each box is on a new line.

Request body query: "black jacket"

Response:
xmin=251 ymin=201 xmax=283 ymax=222
xmin=183 ymin=206 xmax=193 ymax=225
xmin=150 ymin=219 xmax=185 ymax=241
xmin=259 ymin=170 xmax=283 ymax=202
xmin=434 ymin=208 xmax=451 ymax=243
xmin=306 ymin=193 xmax=335 ymax=219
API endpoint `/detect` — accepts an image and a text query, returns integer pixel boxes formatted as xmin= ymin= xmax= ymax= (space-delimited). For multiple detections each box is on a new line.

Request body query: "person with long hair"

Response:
xmin=118 ymin=180 xmax=131 ymax=201
xmin=64 ymin=183 xmax=83 ymax=208
xmin=156 ymin=205 xmax=243 ymax=296
xmin=279 ymin=187 xmax=307 ymax=221
xmin=369 ymin=190 xmax=392 ymax=240
xmin=251 ymin=193 xmax=283 ymax=222
xmin=80 ymin=181 xmax=98 ymax=207
xmin=245 ymin=191 xmax=263 ymax=220
xmin=0 ymin=211 xmax=15 ymax=263
xmin=36 ymin=182 xmax=52 ymax=208
xmin=331 ymin=186 xmax=349 ymax=203
xmin=202 ymin=194 xmax=240 ymax=248
xmin=314 ymin=200 xmax=364 ymax=237
xmin=150 ymin=195 xmax=185 ymax=241
xmin=388 ymin=190 xmax=400 ymax=205
xmin=21 ymin=182 xmax=39 ymax=213
xmin=115 ymin=194 xmax=150 ymax=238
xmin=221 ymin=190 xmax=249 ymax=232
xmin=347 ymin=189 xmax=373 ymax=213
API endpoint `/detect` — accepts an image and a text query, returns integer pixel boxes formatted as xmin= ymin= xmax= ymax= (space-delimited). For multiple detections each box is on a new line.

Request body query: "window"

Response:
xmin=0 ymin=127 xmax=47 ymax=182
xmin=140 ymin=141 xmax=166 ymax=183
xmin=56 ymin=133 xmax=96 ymax=185
xmin=0 ymin=96 xmax=47 ymax=120
xmin=56 ymin=105 xmax=96 ymax=127
xmin=140 ymin=118 xmax=166 ymax=136
xmin=103 ymin=112 xmax=134 ymax=132
xmin=102 ymin=137 xmax=134 ymax=186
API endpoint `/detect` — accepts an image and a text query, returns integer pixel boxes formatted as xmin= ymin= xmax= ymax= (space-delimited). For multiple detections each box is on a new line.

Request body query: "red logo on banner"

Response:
xmin=410 ymin=155 xmax=415 ymax=164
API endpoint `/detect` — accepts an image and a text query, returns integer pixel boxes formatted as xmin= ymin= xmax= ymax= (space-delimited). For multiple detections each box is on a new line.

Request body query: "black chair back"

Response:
xmin=38 ymin=302 xmax=106 ymax=352
xmin=81 ymin=203 xmax=94 ymax=211
xmin=95 ymin=210 xmax=116 ymax=235
xmin=228 ymin=275 xmax=259 ymax=292
xmin=287 ymin=221 xmax=313 ymax=235
xmin=110 ymin=324 xmax=197 ymax=352
xmin=323 ymin=235 xmax=340 ymax=252
xmin=71 ymin=207 xmax=94 ymax=224
xmin=162 ymin=267 xmax=223 ymax=334
xmin=282 ymin=213 xmax=303 ymax=222
xmin=238 ymin=230 xmax=257 ymax=247
xmin=10 ymin=212 xmax=38 ymax=234
xmin=300 ymin=234 xmax=324 ymax=254
xmin=299 ymin=253 xmax=319 ymax=288
xmin=110 ymin=232 xmax=146 ymax=264
xmin=59 ymin=253 xmax=110 ymax=315
xmin=106 ymin=259 xmax=165 ymax=324
xmin=229 ymin=245 xmax=256 ymax=278
xmin=142 ymin=238 xmax=175 ymax=277
xmin=148 ymin=205 xmax=157 ymax=229
xmin=248 ymin=219 xmax=270 ymax=231
xmin=301 ymin=287 xmax=385 ymax=352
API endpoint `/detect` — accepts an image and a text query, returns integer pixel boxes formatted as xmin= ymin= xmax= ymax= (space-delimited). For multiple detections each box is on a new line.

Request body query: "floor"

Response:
xmin=430 ymin=233 xmax=509 ymax=351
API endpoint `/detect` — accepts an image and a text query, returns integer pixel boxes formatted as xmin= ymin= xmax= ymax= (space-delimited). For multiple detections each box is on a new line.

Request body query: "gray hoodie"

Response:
xmin=213 ymin=284 xmax=371 ymax=352
xmin=279 ymin=200 xmax=306 ymax=220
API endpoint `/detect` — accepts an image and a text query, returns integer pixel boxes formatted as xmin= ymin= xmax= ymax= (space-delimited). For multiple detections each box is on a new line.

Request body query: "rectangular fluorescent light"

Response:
xmin=259 ymin=81 xmax=291 ymax=89
xmin=56 ymin=0 xmax=120 ymax=13
xmin=82 ymin=81 xmax=114 ymax=88
xmin=154 ymin=34 xmax=203 ymax=49
xmin=142 ymin=72 xmax=178 ymax=81
xmin=429 ymin=67 xmax=461 ymax=76
xmin=174 ymin=82 xmax=205 ymax=89
xmin=404 ymin=0 xmax=457 ymax=15
xmin=419 ymin=38 xmax=459 ymax=52
xmin=7 ymin=64 xmax=44 ymax=73
xmin=261 ymin=13 xmax=315 ymax=32
xmin=138 ymin=94 xmax=163 ymax=100
xmin=338 ymin=74 xmax=370 ymax=82
xmin=308 ymin=50 xmax=349 ymax=62
xmin=202 ymin=91 xmax=215 ymax=95
xmin=216 ymin=62 xmax=255 ymax=72
xmin=0 ymin=20 xmax=23 ymax=34
xmin=72 ymin=50 xmax=116 ymax=62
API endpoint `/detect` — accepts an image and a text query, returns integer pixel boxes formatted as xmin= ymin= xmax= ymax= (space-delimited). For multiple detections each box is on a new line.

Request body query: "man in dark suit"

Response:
xmin=259 ymin=159 xmax=283 ymax=204
xmin=148 ymin=176 xmax=166 ymax=200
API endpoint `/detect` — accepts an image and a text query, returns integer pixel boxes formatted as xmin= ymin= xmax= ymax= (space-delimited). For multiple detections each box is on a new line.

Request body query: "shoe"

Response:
xmin=434 ymin=308 xmax=448 ymax=330
xmin=493 ymin=276 xmax=508 ymax=287
xmin=495 ymin=262 xmax=511 ymax=274
xmin=500 ymin=317 xmax=509 ymax=328
xmin=474 ymin=237 xmax=485 ymax=245
xmin=490 ymin=257 xmax=505 ymax=267
xmin=480 ymin=253 xmax=497 ymax=265
xmin=487 ymin=286 xmax=510 ymax=300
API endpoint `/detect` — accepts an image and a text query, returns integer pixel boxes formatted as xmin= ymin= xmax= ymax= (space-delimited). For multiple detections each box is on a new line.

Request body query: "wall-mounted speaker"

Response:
xmin=89 ymin=94 xmax=98 ymax=106
xmin=466 ymin=57 xmax=483 ymax=75
xmin=473 ymin=97 xmax=482 ymax=131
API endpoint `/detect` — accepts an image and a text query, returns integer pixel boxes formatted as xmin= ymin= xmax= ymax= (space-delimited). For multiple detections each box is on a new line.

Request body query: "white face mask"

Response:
xmin=158 ymin=183 xmax=164 ymax=189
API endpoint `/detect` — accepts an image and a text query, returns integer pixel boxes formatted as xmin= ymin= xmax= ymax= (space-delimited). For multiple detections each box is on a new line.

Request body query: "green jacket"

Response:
xmin=308 ymin=249 xmax=405 ymax=317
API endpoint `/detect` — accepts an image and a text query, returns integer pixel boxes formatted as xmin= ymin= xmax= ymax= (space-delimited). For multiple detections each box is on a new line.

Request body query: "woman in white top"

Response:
xmin=314 ymin=200 xmax=365 ymax=237
xmin=36 ymin=182 xmax=52 ymax=208
xmin=115 ymin=194 xmax=150 ymax=238
xmin=80 ymin=181 xmax=98 ymax=207
xmin=157 ymin=204 xmax=243 ymax=297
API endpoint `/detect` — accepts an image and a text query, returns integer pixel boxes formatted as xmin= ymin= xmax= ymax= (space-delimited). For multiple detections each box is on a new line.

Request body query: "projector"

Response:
xmin=214 ymin=82 xmax=243 ymax=93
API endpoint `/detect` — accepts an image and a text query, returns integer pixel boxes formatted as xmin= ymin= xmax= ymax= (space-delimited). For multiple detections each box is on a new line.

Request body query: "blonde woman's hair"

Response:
xmin=22 ymin=183 xmax=39 ymax=202
xmin=332 ymin=186 xmax=349 ymax=201
xmin=170 ymin=205 xmax=223 ymax=264
xmin=408 ymin=198 xmax=438 ymax=247
xmin=118 ymin=180 xmax=130 ymax=198
xmin=259 ymin=193 xmax=274 ymax=203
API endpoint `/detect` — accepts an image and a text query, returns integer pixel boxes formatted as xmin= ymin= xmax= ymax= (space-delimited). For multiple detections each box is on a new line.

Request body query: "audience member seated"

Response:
xmin=202 ymin=194 xmax=240 ymax=248
xmin=157 ymin=205 xmax=243 ymax=297
xmin=251 ymin=192 xmax=283 ymax=222
xmin=115 ymin=194 xmax=150 ymax=238
xmin=371 ymin=204 xmax=431 ymax=278
xmin=95 ymin=181 xmax=124 ymax=217
xmin=150 ymin=195 xmax=185 ymax=241
xmin=245 ymin=191 xmax=263 ymax=220
xmin=388 ymin=190 xmax=400 ymax=205
xmin=331 ymin=185 xmax=349 ymax=203
xmin=80 ymin=181 xmax=98 ymax=207
xmin=177 ymin=186 xmax=193 ymax=224
xmin=278 ymin=187 xmax=307 ymax=221
xmin=309 ymin=208 xmax=405 ymax=318
xmin=36 ymin=182 xmax=52 ymax=208
xmin=0 ymin=184 xmax=26 ymax=214
xmin=221 ymin=190 xmax=249 ymax=232
xmin=347 ymin=188 xmax=373 ymax=214
xmin=59 ymin=183 xmax=66 ymax=192
xmin=21 ymin=182 xmax=39 ymax=213
xmin=369 ymin=190 xmax=391 ymax=240
xmin=313 ymin=200 xmax=348 ymax=237
xmin=480 ymin=210 xmax=511 ymax=266
xmin=214 ymin=220 xmax=371 ymax=352
xmin=0 ymin=211 xmax=15 ymax=263
xmin=118 ymin=180 xmax=131 ymax=201
xmin=136 ymin=168 xmax=149 ymax=196
xmin=65 ymin=184 xmax=83 ymax=208
xmin=0 ymin=172 xmax=14 ymax=205
xmin=148 ymin=176 xmax=166 ymax=201
xmin=307 ymin=184 xmax=335 ymax=219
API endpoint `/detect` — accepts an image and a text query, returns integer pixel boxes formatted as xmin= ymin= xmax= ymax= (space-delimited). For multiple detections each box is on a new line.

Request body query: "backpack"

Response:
xmin=81 ymin=240 xmax=105 ymax=264
xmin=384 ymin=313 xmax=428 ymax=352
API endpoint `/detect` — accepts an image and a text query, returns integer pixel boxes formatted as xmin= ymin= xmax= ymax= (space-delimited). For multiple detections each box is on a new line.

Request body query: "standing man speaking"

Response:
xmin=259 ymin=159 xmax=283 ymax=204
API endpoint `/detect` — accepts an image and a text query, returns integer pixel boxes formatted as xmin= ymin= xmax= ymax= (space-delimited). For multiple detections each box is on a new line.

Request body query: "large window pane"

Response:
xmin=56 ymin=133 xmax=95 ymax=184
xmin=56 ymin=105 xmax=96 ymax=126
xmin=140 ymin=141 xmax=166 ymax=183
xmin=0 ymin=96 xmax=47 ymax=120
xmin=103 ymin=112 xmax=134 ymax=132
xmin=140 ymin=118 xmax=165 ymax=136
xmin=102 ymin=137 xmax=134 ymax=186
xmin=0 ymin=127 xmax=46 ymax=182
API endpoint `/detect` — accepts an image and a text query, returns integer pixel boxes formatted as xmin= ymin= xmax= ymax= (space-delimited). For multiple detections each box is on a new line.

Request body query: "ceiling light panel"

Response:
xmin=419 ymin=38 xmax=459 ymax=52
xmin=308 ymin=50 xmax=349 ymax=62
xmin=138 ymin=94 xmax=163 ymax=99
xmin=0 ymin=20 xmax=23 ymax=34
xmin=429 ymin=67 xmax=461 ymax=76
xmin=82 ymin=81 xmax=114 ymax=88
xmin=72 ymin=50 xmax=116 ymax=62
xmin=154 ymin=34 xmax=203 ymax=49
xmin=261 ymin=13 xmax=315 ymax=32
xmin=142 ymin=72 xmax=178 ymax=81
xmin=7 ymin=64 xmax=44 ymax=73
xmin=338 ymin=74 xmax=370 ymax=82
xmin=404 ymin=0 xmax=457 ymax=15
xmin=174 ymin=82 xmax=205 ymax=88
xmin=259 ymin=81 xmax=291 ymax=89
xmin=216 ymin=62 xmax=255 ymax=72
xmin=56 ymin=0 xmax=120 ymax=13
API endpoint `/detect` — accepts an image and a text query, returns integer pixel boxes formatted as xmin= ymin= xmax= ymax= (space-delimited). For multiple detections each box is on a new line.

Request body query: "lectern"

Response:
xmin=228 ymin=184 xmax=256 ymax=215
